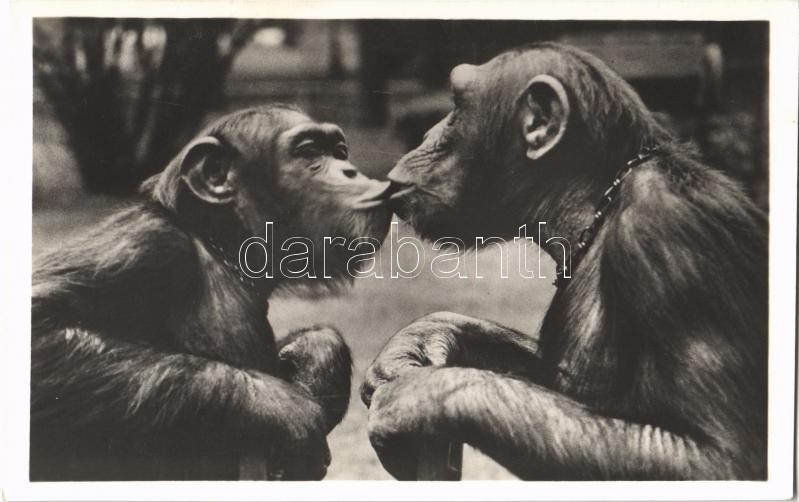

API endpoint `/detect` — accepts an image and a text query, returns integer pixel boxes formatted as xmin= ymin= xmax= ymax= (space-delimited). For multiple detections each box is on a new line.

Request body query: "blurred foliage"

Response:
xmin=34 ymin=18 xmax=262 ymax=194
xmin=700 ymin=112 xmax=768 ymax=207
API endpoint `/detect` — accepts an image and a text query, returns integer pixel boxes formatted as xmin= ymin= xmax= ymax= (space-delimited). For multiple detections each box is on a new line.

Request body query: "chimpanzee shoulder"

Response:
xmin=32 ymin=201 xmax=202 ymax=336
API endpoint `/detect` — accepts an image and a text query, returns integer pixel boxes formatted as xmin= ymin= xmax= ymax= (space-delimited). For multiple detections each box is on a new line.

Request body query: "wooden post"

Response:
xmin=238 ymin=450 xmax=270 ymax=480
xmin=416 ymin=440 xmax=463 ymax=481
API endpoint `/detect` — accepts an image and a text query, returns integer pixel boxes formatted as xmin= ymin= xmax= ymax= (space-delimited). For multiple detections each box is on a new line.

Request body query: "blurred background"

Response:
xmin=32 ymin=19 xmax=769 ymax=480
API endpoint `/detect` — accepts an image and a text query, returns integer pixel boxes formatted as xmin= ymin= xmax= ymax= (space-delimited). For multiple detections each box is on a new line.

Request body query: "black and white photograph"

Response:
xmin=0 ymin=1 xmax=796 ymax=500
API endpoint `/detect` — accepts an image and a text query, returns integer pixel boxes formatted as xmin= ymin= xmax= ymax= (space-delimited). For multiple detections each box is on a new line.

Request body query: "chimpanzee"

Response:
xmin=362 ymin=43 xmax=767 ymax=480
xmin=31 ymin=105 xmax=393 ymax=480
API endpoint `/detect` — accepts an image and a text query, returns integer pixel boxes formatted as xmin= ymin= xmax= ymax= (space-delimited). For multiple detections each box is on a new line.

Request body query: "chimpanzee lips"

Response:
xmin=382 ymin=180 xmax=416 ymax=201
xmin=378 ymin=180 xmax=417 ymax=218
xmin=353 ymin=181 xmax=394 ymax=210
xmin=355 ymin=180 xmax=416 ymax=210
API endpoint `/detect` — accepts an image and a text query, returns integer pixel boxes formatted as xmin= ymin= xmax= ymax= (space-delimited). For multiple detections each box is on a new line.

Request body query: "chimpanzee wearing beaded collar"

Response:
xmin=363 ymin=43 xmax=766 ymax=481
xmin=554 ymin=145 xmax=661 ymax=287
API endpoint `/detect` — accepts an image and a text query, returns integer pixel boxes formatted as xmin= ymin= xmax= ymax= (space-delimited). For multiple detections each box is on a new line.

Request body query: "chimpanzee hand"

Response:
xmin=366 ymin=367 xmax=458 ymax=480
xmin=362 ymin=312 xmax=541 ymax=407
xmin=361 ymin=312 xmax=463 ymax=407
xmin=278 ymin=326 xmax=353 ymax=432
xmin=241 ymin=374 xmax=331 ymax=480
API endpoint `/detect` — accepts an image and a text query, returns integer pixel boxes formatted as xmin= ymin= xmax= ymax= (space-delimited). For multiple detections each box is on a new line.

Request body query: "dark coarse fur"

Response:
xmin=538 ymin=147 xmax=768 ymax=478
xmin=538 ymin=45 xmax=767 ymax=477
xmin=362 ymin=43 xmax=767 ymax=480
xmin=30 ymin=106 xmax=364 ymax=481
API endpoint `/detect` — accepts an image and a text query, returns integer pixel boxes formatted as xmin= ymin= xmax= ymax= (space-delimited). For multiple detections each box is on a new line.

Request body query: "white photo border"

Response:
xmin=2 ymin=1 xmax=796 ymax=500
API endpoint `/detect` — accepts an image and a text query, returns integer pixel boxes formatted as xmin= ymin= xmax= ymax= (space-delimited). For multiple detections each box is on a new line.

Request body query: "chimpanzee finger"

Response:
xmin=360 ymin=366 xmax=387 ymax=407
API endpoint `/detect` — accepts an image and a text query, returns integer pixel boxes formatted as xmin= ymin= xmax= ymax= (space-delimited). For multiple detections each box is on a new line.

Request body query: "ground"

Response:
xmin=33 ymin=119 xmax=556 ymax=480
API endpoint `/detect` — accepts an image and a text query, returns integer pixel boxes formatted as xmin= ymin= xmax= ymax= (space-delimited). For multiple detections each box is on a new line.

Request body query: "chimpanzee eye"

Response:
xmin=333 ymin=143 xmax=349 ymax=160
xmin=295 ymin=140 xmax=321 ymax=158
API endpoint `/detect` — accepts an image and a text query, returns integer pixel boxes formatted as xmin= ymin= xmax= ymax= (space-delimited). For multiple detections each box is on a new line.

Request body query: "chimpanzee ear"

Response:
xmin=520 ymin=75 xmax=571 ymax=161
xmin=179 ymin=136 xmax=235 ymax=205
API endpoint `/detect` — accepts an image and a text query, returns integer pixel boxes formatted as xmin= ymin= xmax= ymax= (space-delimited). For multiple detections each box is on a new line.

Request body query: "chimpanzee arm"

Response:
xmin=32 ymin=326 xmax=330 ymax=479
xmin=367 ymin=367 xmax=749 ymax=480
xmin=361 ymin=312 xmax=541 ymax=405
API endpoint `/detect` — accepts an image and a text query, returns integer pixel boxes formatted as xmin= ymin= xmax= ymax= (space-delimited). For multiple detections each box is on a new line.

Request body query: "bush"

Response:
xmin=34 ymin=18 xmax=261 ymax=194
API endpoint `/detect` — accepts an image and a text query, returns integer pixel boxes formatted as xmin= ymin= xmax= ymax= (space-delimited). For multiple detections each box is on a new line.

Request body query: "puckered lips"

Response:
xmin=353 ymin=180 xmax=414 ymax=210
xmin=352 ymin=180 xmax=391 ymax=210
xmin=382 ymin=179 xmax=415 ymax=201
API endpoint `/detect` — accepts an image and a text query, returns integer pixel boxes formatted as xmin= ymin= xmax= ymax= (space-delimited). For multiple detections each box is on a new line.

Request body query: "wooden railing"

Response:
xmin=238 ymin=450 xmax=271 ymax=480
xmin=416 ymin=440 xmax=463 ymax=481
xmin=237 ymin=440 xmax=464 ymax=480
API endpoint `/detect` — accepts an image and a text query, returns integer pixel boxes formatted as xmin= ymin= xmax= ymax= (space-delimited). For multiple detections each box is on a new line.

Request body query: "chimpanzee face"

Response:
xmin=172 ymin=107 xmax=392 ymax=249
xmin=385 ymin=50 xmax=571 ymax=242
xmin=267 ymin=112 xmax=393 ymax=246
xmin=384 ymin=64 xmax=487 ymax=240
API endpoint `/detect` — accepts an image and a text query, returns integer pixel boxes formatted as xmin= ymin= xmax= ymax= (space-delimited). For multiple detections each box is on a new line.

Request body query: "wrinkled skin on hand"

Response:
xmin=366 ymin=368 xmax=451 ymax=481
xmin=361 ymin=313 xmax=462 ymax=407
xmin=279 ymin=326 xmax=353 ymax=432
xmin=272 ymin=325 xmax=353 ymax=479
